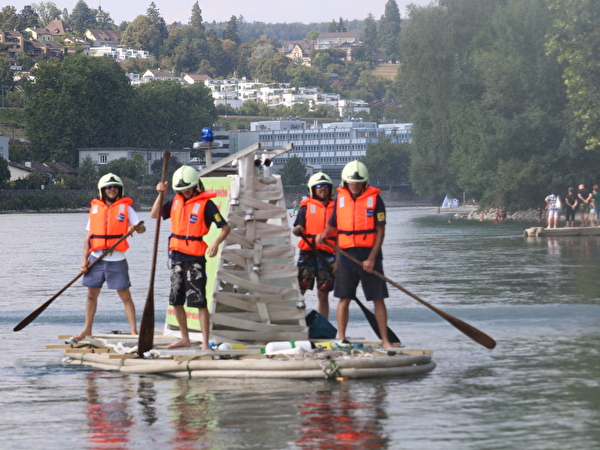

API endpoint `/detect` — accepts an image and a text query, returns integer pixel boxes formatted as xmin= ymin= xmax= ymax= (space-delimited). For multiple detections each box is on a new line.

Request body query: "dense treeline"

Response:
xmin=400 ymin=0 xmax=600 ymax=209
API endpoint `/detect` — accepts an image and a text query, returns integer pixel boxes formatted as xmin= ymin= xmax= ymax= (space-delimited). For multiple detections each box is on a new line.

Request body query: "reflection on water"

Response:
xmin=84 ymin=372 xmax=134 ymax=448
xmin=2 ymin=210 xmax=600 ymax=449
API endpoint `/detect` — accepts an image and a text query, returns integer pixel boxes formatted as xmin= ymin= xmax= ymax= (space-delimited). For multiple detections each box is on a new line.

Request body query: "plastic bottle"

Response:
xmin=264 ymin=340 xmax=313 ymax=354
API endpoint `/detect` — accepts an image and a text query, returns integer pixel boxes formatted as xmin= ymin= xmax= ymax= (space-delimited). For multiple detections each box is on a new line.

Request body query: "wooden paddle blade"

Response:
xmin=137 ymin=292 xmax=155 ymax=356
xmin=13 ymin=297 xmax=59 ymax=332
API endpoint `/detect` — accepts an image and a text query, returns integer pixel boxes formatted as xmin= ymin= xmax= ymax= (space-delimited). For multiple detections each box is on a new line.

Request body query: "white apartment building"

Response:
xmin=248 ymin=119 xmax=411 ymax=183
xmin=88 ymin=46 xmax=151 ymax=61
xmin=204 ymin=78 xmax=369 ymax=115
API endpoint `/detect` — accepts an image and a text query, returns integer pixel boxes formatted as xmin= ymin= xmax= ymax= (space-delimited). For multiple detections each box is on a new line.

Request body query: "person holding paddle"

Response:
xmin=151 ymin=165 xmax=230 ymax=350
xmin=292 ymin=172 xmax=337 ymax=318
xmin=69 ymin=173 xmax=146 ymax=343
xmin=316 ymin=161 xmax=393 ymax=349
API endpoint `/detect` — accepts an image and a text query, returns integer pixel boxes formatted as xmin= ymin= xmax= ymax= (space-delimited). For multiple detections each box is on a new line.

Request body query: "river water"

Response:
xmin=1 ymin=208 xmax=599 ymax=449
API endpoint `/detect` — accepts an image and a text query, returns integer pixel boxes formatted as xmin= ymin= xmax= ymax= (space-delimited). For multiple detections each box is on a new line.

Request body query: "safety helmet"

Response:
xmin=172 ymin=165 xmax=202 ymax=192
xmin=307 ymin=172 xmax=333 ymax=198
xmin=341 ymin=160 xmax=369 ymax=186
xmin=97 ymin=173 xmax=124 ymax=198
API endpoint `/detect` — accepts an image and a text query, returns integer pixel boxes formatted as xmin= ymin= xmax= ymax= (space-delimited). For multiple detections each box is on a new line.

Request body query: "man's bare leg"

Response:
xmin=73 ymin=288 xmax=100 ymax=341
xmin=373 ymin=299 xmax=392 ymax=348
xmin=167 ymin=305 xmax=191 ymax=349
xmin=199 ymin=307 xmax=210 ymax=350
xmin=336 ymin=298 xmax=351 ymax=341
xmin=117 ymin=288 xmax=138 ymax=335
xmin=317 ymin=290 xmax=330 ymax=320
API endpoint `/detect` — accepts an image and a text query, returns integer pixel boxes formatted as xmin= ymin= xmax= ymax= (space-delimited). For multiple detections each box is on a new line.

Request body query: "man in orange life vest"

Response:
xmin=292 ymin=172 xmax=337 ymax=318
xmin=151 ymin=165 xmax=230 ymax=350
xmin=71 ymin=173 xmax=146 ymax=342
xmin=316 ymin=161 xmax=392 ymax=348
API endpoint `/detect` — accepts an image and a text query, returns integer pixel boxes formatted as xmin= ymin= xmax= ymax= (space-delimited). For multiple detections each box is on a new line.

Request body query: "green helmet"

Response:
xmin=341 ymin=161 xmax=369 ymax=186
xmin=307 ymin=172 xmax=333 ymax=198
xmin=172 ymin=165 xmax=201 ymax=192
xmin=97 ymin=173 xmax=124 ymax=197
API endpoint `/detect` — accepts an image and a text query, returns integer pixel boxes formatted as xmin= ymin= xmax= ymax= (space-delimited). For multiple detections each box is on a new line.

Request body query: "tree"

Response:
xmin=98 ymin=155 xmax=146 ymax=184
xmin=223 ymin=15 xmax=240 ymax=44
xmin=189 ymin=1 xmax=204 ymax=32
xmin=548 ymin=0 xmax=600 ymax=151
xmin=121 ymin=15 xmax=163 ymax=53
xmin=0 ymin=156 xmax=10 ymax=187
xmin=379 ymin=0 xmax=401 ymax=62
xmin=279 ymin=155 xmax=308 ymax=186
xmin=18 ymin=5 xmax=40 ymax=29
xmin=124 ymin=81 xmax=217 ymax=149
xmin=362 ymin=138 xmax=410 ymax=190
xmin=23 ymin=55 xmax=134 ymax=165
xmin=77 ymin=155 xmax=98 ymax=189
xmin=69 ymin=0 xmax=95 ymax=34
xmin=146 ymin=2 xmax=168 ymax=53
xmin=362 ymin=13 xmax=378 ymax=61
xmin=0 ymin=6 xmax=19 ymax=30
xmin=32 ymin=2 xmax=62 ymax=27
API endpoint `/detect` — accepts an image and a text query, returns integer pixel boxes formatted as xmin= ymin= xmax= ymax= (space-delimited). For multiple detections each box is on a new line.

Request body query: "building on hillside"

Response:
xmin=63 ymin=37 xmax=90 ymax=55
xmin=45 ymin=19 xmax=70 ymax=37
xmin=25 ymin=28 xmax=52 ymax=41
xmin=84 ymin=29 xmax=121 ymax=47
xmin=0 ymin=30 xmax=24 ymax=59
xmin=280 ymin=40 xmax=316 ymax=65
xmin=183 ymin=74 xmax=212 ymax=84
xmin=88 ymin=46 xmax=151 ymax=60
xmin=77 ymin=148 xmax=191 ymax=175
xmin=141 ymin=69 xmax=182 ymax=84
xmin=7 ymin=160 xmax=76 ymax=183
xmin=0 ymin=134 xmax=8 ymax=161
xmin=316 ymin=31 xmax=358 ymax=51
xmin=248 ymin=119 xmax=412 ymax=184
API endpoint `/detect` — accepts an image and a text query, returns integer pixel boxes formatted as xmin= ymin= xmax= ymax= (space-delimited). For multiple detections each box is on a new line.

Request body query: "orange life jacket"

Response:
xmin=335 ymin=185 xmax=381 ymax=249
xmin=297 ymin=197 xmax=336 ymax=252
xmin=169 ymin=190 xmax=217 ymax=257
xmin=89 ymin=197 xmax=133 ymax=252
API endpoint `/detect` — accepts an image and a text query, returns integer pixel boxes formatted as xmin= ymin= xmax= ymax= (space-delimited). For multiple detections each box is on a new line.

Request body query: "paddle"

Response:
xmin=299 ymin=233 xmax=401 ymax=344
xmin=322 ymin=239 xmax=497 ymax=350
xmin=13 ymin=221 xmax=145 ymax=332
xmin=137 ymin=151 xmax=170 ymax=356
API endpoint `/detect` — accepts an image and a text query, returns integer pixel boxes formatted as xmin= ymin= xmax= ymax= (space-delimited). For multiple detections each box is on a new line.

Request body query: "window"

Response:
xmin=99 ymin=153 xmax=108 ymax=164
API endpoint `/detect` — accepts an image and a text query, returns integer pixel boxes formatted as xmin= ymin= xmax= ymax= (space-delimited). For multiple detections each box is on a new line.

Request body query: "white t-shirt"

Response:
xmin=86 ymin=206 xmax=141 ymax=262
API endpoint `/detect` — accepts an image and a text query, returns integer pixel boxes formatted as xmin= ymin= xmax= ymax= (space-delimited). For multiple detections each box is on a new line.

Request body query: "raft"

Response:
xmin=53 ymin=334 xmax=435 ymax=380
xmin=523 ymin=226 xmax=600 ymax=237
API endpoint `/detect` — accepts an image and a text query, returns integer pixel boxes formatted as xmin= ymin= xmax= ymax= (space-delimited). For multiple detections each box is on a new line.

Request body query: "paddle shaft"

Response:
xmin=13 ymin=221 xmax=145 ymax=332
xmin=299 ymin=233 xmax=400 ymax=344
xmin=137 ymin=151 xmax=170 ymax=356
xmin=322 ymin=239 xmax=496 ymax=349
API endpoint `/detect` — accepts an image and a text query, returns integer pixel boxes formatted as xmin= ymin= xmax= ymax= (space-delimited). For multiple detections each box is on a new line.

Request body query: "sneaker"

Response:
xmin=296 ymin=298 xmax=306 ymax=309
xmin=335 ymin=339 xmax=351 ymax=348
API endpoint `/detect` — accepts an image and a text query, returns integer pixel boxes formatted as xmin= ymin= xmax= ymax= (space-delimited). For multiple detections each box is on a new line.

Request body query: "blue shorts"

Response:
xmin=82 ymin=258 xmax=131 ymax=290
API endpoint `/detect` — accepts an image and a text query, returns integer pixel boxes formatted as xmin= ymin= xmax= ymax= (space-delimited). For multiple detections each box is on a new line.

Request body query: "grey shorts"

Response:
xmin=334 ymin=259 xmax=388 ymax=301
xmin=169 ymin=260 xmax=207 ymax=308
xmin=82 ymin=258 xmax=131 ymax=290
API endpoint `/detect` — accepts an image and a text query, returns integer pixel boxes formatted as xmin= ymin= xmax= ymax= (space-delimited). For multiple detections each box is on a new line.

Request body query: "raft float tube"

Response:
xmin=53 ymin=334 xmax=435 ymax=380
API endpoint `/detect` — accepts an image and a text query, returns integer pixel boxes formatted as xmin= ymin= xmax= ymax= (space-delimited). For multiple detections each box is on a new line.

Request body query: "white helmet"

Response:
xmin=341 ymin=160 xmax=369 ymax=186
xmin=97 ymin=173 xmax=124 ymax=197
xmin=172 ymin=165 xmax=202 ymax=192
xmin=307 ymin=172 xmax=333 ymax=198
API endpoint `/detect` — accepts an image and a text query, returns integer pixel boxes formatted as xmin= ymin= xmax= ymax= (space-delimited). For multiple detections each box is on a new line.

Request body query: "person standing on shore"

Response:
xmin=292 ymin=172 xmax=336 ymax=318
xmin=316 ymin=161 xmax=393 ymax=349
xmin=151 ymin=166 xmax=230 ymax=350
xmin=591 ymin=185 xmax=600 ymax=227
xmin=577 ymin=183 xmax=592 ymax=226
xmin=545 ymin=189 xmax=559 ymax=229
xmin=70 ymin=173 xmax=146 ymax=343
xmin=564 ymin=187 xmax=578 ymax=228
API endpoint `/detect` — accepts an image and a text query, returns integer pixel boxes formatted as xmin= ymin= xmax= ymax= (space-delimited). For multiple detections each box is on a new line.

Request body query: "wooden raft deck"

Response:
xmin=524 ymin=226 xmax=600 ymax=237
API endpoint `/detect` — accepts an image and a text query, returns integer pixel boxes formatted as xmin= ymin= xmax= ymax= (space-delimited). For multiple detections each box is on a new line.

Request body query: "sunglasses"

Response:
xmin=315 ymin=184 xmax=331 ymax=189
xmin=104 ymin=185 xmax=120 ymax=190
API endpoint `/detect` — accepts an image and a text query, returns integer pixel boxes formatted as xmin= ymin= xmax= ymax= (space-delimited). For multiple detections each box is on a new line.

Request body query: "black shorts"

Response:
xmin=169 ymin=260 xmax=207 ymax=308
xmin=334 ymin=259 xmax=388 ymax=301
xmin=297 ymin=251 xmax=335 ymax=293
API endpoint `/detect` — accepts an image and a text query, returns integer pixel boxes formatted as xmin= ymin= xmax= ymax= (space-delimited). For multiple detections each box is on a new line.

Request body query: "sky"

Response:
xmin=9 ymin=0 xmax=433 ymax=26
